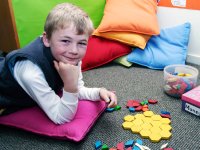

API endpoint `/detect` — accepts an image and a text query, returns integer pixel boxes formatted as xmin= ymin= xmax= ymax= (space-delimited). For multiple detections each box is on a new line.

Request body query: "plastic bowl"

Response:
xmin=163 ymin=64 xmax=199 ymax=98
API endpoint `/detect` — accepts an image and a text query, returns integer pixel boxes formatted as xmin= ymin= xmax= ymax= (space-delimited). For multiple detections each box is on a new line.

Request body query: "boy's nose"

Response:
xmin=69 ymin=45 xmax=78 ymax=54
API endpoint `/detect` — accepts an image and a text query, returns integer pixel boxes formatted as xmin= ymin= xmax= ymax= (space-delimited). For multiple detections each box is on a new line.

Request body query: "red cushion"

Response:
xmin=82 ymin=36 xmax=131 ymax=72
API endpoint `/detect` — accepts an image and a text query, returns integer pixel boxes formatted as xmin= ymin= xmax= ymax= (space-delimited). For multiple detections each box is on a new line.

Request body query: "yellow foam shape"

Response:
xmin=167 ymin=77 xmax=178 ymax=82
xmin=160 ymin=130 xmax=172 ymax=140
xmin=132 ymin=119 xmax=143 ymax=126
xmin=160 ymin=118 xmax=171 ymax=124
xmin=151 ymin=115 xmax=162 ymax=121
xmin=160 ymin=124 xmax=172 ymax=131
xmin=139 ymin=129 xmax=151 ymax=138
xmin=124 ymin=115 xmax=135 ymax=122
xmin=185 ymin=73 xmax=192 ymax=76
xmin=143 ymin=111 xmax=154 ymax=117
xmin=134 ymin=114 xmax=145 ymax=119
xmin=131 ymin=125 xmax=142 ymax=133
xmin=150 ymin=127 xmax=162 ymax=133
xmin=122 ymin=111 xmax=173 ymax=143
xmin=122 ymin=122 xmax=134 ymax=130
xmin=141 ymin=122 xmax=152 ymax=130
xmin=150 ymin=121 xmax=162 ymax=127
xmin=149 ymin=133 xmax=161 ymax=143
xmin=142 ymin=117 xmax=152 ymax=123
xmin=178 ymin=73 xmax=185 ymax=76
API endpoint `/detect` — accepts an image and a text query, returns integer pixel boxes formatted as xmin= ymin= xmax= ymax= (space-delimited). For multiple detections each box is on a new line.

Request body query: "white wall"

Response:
xmin=157 ymin=6 xmax=200 ymax=65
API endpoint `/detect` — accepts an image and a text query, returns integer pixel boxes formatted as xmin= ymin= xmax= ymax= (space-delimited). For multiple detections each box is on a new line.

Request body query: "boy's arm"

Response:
xmin=13 ymin=60 xmax=79 ymax=124
xmin=77 ymin=62 xmax=101 ymax=100
xmin=78 ymin=62 xmax=117 ymax=108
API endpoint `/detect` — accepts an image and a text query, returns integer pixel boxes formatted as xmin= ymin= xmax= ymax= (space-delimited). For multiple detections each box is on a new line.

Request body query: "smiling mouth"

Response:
xmin=67 ymin=58 xmax=78 ymax=61
xmin=64 ymin=57 xmax=80 ymax=64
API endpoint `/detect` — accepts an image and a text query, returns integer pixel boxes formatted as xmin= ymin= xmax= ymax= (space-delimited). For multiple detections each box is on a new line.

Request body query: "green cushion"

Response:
xmin=113 ymin=55 xmax=133 ymax=68
xmin=12 ymin=0 xmax=105 ymax=47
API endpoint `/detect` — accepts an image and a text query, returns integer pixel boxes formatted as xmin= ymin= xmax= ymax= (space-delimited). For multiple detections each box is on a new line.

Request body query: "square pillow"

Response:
xmin=82 ymin=36 xmax=131 ymax=72
xmin=127 ymin=23 xmax=191 ymax=69
xmin=0 ymin=100 xmax=106 ymax=142
xmin=113 ymin=55 xmax=133 ymax=68
xmin=97 ymin=0 xmax=160 ymax=35
xmin=92 ymin=30 xmax=151 ymax=49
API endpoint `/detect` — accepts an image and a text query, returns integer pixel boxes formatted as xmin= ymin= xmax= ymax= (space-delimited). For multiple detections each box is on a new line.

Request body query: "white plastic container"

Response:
xmin=163 ymin=64 xmax=199 ymax=98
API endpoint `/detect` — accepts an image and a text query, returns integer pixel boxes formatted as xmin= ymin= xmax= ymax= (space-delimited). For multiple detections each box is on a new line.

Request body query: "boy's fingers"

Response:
xmin=107 ymin=100 xmax=116 ymax=108
xmin=107 ymin=96 xmax=117 ymax=108
xmin=104 ymin=97 xmax=110 ymax=103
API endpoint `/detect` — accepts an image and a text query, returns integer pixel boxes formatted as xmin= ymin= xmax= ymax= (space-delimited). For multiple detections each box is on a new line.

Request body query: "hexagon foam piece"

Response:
xmin=160 ymin=130 xmax=172 ymax=140
xmin=122 ymin=122 xmax=134 ymax=130
xmin=160 ymin=124 xmax=172 ymax=131
xmin=149 ymin=133 xmax=161 ymax=143
xmin=151 ymin=115 xmax=162 ymax=121
xmin=160 ymin=118 xmax=171 ymax=124
xmin=131 ymin=125 xmax=142 ymax=133
xmin=150 ymin=121 xmax=162 ymax=127
xmin=140 ymin=129 xmax=151 ymax=138
xmin=134 ymin=114 xmax=145 ymax=119
xmin=143 ymin=111 xmax=154 ymax=117
xmin=141 ymin=122 xmax=152 ymax=130
xmin=124 ymin=115 xmax=135 ymax=122
xmin=132 ymin=119 xmax=144 ymax=126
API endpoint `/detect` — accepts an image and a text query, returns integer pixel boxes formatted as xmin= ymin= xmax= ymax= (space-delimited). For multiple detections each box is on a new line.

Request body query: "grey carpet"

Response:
xmin=0 ymin=62 xmax=200 ymax=150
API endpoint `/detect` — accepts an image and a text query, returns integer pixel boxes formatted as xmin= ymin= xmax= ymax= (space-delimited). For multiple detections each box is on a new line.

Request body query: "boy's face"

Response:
xmin=43 ymin=24 xmax=89 ymax=66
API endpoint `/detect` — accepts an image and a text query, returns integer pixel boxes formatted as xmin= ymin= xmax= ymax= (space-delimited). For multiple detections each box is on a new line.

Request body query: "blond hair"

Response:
xmin=44 ymin=3 xmax=94 ymax=39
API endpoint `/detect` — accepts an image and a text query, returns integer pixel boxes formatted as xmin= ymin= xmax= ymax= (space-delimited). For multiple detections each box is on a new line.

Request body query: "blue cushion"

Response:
xmin=127 ymin=23 xmax=191 ymax=69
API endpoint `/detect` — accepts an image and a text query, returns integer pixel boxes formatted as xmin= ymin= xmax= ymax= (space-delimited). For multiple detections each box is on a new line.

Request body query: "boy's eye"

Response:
xmin=61 ymin=40 xmax=70 ymax=43
xmin=79 ymin=42 xmax=87 ymax=46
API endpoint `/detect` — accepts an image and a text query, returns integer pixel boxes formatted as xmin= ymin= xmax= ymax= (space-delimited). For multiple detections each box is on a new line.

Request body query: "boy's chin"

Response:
xmin=66 ymin=61 xmax=79 ymax=66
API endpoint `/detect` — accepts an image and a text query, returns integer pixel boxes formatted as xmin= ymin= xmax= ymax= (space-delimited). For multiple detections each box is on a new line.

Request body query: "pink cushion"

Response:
xmin=0 ymin=100 xmax=106 ymax=142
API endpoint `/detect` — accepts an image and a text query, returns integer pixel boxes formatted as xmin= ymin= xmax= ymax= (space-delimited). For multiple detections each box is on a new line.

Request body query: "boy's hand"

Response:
xmin=54 ymin=61 xmax=79 ymax=93
xmin=99 ymin=88 xmax=117 ymax=108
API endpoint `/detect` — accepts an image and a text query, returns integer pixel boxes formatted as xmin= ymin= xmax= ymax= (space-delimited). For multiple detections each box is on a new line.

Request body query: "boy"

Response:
xmin=0 ymin=3 xmax=117 ymax=124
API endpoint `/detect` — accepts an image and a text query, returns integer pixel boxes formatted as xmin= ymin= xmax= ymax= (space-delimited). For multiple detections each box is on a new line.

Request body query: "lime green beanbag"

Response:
xmin=12 ymin=0 xmax=105 ymax=48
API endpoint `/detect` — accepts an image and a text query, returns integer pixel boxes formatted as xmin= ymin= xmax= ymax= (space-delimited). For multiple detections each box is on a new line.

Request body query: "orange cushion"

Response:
xmin=93 ymin=29 xmax=151 ymax=49
xmin=97 ymin=0 xmax=160 ymax=35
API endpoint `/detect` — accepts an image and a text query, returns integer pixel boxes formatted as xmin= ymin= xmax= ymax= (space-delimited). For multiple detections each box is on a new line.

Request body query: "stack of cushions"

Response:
xmin=82 ymin=0 xmax=160 ymax=71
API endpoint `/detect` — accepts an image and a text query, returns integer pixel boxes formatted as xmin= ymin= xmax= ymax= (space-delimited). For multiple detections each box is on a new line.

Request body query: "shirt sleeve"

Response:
xmin=78 ymin=62 xmax=101 ymax=101
xmin=13 ymin=60 xmax=79 ymax=124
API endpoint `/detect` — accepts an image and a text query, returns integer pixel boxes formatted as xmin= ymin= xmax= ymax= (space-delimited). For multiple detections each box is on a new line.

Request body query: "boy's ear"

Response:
xmin=42 ymin=32 xmax=50 ymax=47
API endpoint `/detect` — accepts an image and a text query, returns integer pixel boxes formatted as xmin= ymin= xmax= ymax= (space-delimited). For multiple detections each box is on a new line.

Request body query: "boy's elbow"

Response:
xmin=54 ymin=117 xmax=75 ymax=125
xmin=49 ymin=102 xmax=78 ymax=125
xmin=52 ymin=112 xmax=76 ymax=125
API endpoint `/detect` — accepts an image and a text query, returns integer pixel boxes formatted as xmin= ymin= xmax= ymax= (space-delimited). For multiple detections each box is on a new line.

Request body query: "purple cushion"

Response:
xmin=0 ymin=100 xmax=106 ymax=142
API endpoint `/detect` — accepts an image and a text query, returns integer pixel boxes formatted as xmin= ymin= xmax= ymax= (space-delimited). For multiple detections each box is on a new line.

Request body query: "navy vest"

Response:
xmin=0 ymin=37 xmax=63 ymax=107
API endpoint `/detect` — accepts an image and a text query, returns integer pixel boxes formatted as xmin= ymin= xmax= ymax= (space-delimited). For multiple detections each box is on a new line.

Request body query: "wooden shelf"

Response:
xmin=0 ymin=0 xmax=20 ymax=53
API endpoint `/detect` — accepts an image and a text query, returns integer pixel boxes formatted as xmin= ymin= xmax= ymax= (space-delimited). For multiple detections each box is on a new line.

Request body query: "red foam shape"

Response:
xmin=148 ymin=99 xmax=158 ymax=104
